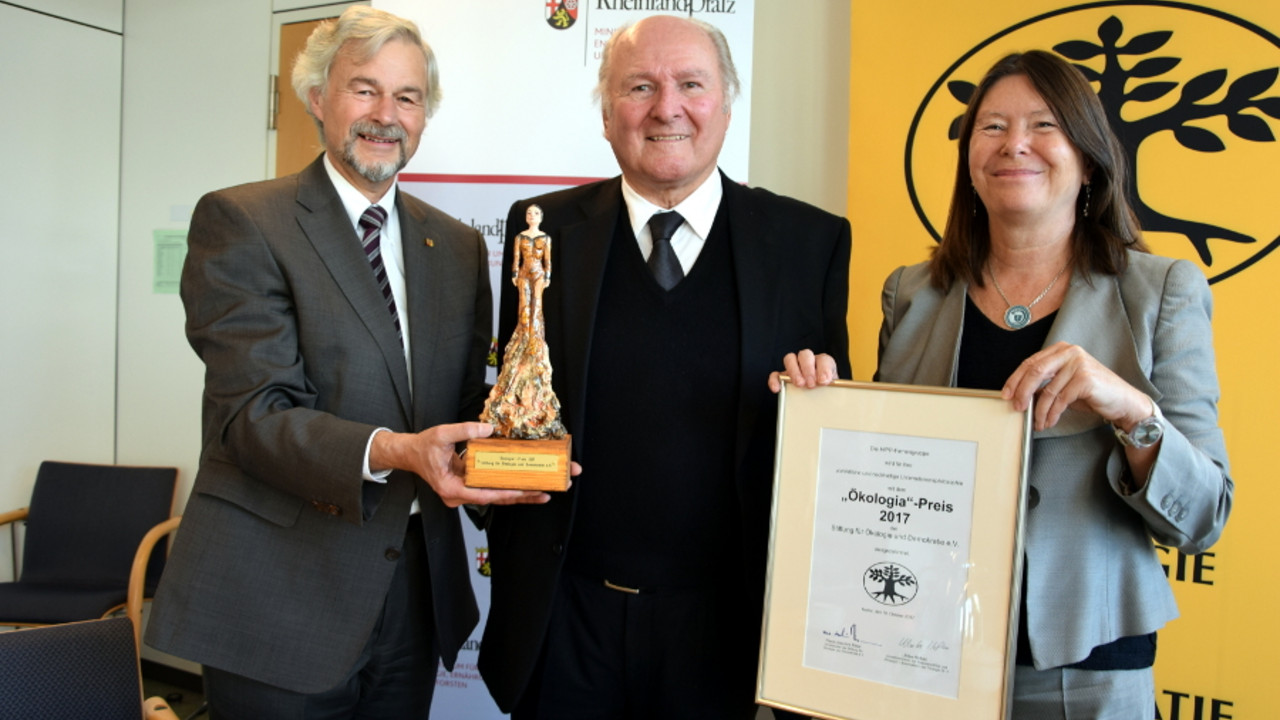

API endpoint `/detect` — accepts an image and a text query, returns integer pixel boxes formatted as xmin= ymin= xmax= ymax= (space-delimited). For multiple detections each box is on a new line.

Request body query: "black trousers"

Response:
xmin=204 ymin=517 xmax=438 ymax=720
xmin=513 ymin=570 xmax=765 ymax=720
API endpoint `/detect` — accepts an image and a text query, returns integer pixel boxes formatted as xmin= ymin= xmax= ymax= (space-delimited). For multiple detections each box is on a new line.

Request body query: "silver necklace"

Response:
xmin=988 ymin=262 xmax=1069 ymax=330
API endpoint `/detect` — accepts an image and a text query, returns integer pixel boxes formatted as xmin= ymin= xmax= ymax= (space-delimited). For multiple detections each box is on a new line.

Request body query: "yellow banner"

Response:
xmin=849 ymin=1 xmax=1273 ymax=716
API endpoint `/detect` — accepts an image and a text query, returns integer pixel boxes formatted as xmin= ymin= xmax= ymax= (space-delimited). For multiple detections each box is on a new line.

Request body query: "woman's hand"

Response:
xmin=1003 ymin=341 xmax=1153 ymax=431
xmin=769 ymin=349 xmax=838 ymax=393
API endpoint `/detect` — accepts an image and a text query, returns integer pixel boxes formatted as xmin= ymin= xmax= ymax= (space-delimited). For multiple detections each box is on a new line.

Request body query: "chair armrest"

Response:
xmin=1 ymin=508 xmax=27 ymax=582
xmin=143 ymin=695 xmax=181 ymax=720
xmin=127 ymin=516 xmax=181 ymax=647
xmin=0 ymin=507 xmax=29 ymax=527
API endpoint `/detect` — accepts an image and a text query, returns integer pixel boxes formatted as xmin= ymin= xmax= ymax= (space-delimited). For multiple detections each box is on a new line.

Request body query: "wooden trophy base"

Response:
xmin=464 ymin=435 xmax=572 ymax=492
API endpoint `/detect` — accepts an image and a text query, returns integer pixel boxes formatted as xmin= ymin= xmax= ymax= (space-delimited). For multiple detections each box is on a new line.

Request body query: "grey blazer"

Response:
xmin=146 ymin=157 xmax=492 ymax=693
xmin=875 ymin=251 xmax=1232 ymax=670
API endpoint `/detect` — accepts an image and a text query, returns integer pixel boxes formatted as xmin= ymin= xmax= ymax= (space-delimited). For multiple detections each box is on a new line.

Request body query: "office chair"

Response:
xmin=0 ymin=615 xmax=181 ymax=720
xmin=0 ymin=460 xmax=177 ymax=626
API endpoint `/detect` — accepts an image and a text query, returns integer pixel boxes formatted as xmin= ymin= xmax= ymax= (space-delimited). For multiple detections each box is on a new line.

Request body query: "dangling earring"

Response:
xmin=1082 ymin=184 xmax=1092 ymax=218
xmin=972 ymin=186 xmax=979 ymax=217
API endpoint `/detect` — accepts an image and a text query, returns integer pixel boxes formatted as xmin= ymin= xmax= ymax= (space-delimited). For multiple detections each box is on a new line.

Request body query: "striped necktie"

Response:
xmin=358 ymin=205 xmax=402 ymax=344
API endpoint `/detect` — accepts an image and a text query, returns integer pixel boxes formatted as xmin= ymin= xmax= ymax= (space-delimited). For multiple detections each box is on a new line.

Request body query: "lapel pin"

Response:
xmin=424 ymin=238 xmax=435 ymax=247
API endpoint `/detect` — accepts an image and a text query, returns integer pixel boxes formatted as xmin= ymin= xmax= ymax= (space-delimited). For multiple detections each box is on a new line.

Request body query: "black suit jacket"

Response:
xmin=478 ymin=172 xmax=852 ymax=711
xmin=146 ymin=156 xmax=491 ymax=693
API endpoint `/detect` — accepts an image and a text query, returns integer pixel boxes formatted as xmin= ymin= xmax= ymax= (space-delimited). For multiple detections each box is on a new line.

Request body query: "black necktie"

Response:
xmin=358 ymin=205 xmax=403 ymax=344
xmin=647 ymin=211 xmax=685 ymax=290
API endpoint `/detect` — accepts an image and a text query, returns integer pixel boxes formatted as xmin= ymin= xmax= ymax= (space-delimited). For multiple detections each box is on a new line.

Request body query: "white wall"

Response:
xmin=115 ymin=0 xmax=273 ymax=511
xmin=751 ymin=1 xmax=850 ymax=217
xmin=0 ymin=4 xmax=122 ymax=523
xmin=4 ymin=0 xmax=123 ymax=32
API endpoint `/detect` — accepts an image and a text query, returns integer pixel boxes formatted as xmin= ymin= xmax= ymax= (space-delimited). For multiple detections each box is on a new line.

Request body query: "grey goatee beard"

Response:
xmin=343 ymin=121 xmax=409 ymax=183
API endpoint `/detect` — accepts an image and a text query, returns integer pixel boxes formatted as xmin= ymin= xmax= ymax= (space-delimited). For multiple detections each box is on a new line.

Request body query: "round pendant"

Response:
xmin=1004 ymin=305 xmax=1031 ymax=329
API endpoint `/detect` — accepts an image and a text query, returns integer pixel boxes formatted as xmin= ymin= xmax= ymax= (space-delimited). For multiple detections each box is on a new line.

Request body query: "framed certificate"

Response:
xmin=757 ymin=379 xmax=1031 ymax=720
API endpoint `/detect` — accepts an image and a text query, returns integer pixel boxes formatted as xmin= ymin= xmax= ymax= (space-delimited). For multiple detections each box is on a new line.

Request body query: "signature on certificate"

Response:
xmin=899 ymin=637 xmax=952 ymax=651
xmin=822 ymin=623 xmax=881 ymax=646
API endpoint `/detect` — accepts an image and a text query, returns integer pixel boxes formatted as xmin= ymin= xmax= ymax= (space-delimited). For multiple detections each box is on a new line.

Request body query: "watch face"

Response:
xmin=1133 ymin=419 xmax=1163 ymax=446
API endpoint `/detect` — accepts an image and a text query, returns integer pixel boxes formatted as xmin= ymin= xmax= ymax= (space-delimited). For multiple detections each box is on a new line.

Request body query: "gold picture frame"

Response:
xmin=758 ymin=379 xmax=1031 ymax=720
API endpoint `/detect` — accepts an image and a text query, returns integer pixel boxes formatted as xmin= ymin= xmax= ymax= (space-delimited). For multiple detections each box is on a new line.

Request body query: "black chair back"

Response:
xmin=0 ymin=616 xmax=143 ymax=720
xmin=1 ymin=461 xmax=177 ymax=623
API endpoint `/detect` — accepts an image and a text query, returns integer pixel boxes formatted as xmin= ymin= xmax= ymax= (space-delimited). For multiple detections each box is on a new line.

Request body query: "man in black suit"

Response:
xmin=145 ymin=7 xmax=546 ymax=717
xmin=478 ymin=15 xmax=851 ymax=719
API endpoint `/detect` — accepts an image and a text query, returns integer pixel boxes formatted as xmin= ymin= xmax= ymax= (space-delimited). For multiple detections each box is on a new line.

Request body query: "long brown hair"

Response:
xmin=931 ymin=50 xmax=1147 ymax=290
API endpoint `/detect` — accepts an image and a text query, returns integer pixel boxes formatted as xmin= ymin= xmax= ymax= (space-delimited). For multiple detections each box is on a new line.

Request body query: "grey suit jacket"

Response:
xmin=875 ymin=251 xmax=1232 ymax=669
xmin=146 ymin=156 xmax=491 ymax=693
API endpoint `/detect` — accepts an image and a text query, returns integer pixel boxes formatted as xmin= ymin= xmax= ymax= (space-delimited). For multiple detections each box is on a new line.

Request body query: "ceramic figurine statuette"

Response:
xmin=467 ymin=204 xmax=571 ymax=490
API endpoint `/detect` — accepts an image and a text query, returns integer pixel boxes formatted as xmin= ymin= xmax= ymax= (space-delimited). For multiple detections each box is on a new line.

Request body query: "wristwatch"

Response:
xmin=1113 ymin=401 xmax=1164 ymax=449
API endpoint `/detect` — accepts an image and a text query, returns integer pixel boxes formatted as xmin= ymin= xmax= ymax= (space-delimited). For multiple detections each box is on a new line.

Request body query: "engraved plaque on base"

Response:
xmin=464 ymin=435 xmax=571 ymax=492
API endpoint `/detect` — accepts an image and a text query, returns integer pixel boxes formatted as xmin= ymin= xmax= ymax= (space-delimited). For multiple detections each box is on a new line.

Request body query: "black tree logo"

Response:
xmin=864 ymin=562 xmax=919 ymax=606
xmin=946 ymin=15 xmax=1280 ymax=266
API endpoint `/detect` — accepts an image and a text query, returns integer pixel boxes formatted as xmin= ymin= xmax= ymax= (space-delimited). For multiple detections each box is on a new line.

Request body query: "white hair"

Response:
xmin=291 ymin=5 xmax=441 ymax=124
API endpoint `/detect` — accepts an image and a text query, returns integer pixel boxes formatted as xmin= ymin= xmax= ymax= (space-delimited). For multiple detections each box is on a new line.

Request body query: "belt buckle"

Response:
xmin=603 ymin=579 xmax=641 ymax=595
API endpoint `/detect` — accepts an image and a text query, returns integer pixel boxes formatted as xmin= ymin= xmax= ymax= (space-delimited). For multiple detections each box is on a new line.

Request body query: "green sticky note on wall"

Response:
xmin=153 ymin=230 xmax=188 ymax=294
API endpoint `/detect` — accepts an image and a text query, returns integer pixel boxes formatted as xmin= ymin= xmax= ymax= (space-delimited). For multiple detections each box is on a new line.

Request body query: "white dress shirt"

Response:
xmin=621 ymin=169 xmax=723 ymax=275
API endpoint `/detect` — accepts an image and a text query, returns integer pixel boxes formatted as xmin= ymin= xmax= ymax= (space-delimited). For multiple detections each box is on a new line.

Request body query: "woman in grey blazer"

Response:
xmin=876 ymin=51 xmax=1232 ymax=719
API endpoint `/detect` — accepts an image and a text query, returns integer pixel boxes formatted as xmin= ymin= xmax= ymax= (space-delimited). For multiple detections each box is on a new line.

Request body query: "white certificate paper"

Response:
xmin=803 ymin=428 xmax=978 ymax=699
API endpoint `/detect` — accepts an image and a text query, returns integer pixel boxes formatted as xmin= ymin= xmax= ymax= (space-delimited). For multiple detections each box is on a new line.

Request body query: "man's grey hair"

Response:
xmin=292 ymin=5 xmax=441 ymax=122
xmin=593 ymin=17 xmax=741 ymax=117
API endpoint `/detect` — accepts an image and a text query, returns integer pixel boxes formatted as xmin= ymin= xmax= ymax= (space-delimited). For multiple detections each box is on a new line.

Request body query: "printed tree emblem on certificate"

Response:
xmin=465 ymin=204 xmax=571 ymax=491
xmin=864 ymin=563 xmax=918 ymax=606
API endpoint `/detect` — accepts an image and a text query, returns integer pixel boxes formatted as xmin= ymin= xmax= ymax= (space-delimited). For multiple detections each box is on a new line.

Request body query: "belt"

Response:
xmin=602 ymin=579 xmax=641 ymax=595
xmin=568 ymin=562 xmax=737 ymax=595
xmin=590 ymin=572 xmax=737 ymax=595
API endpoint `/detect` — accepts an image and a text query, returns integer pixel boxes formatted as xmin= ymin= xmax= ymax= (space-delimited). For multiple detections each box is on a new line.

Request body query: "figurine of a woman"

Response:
xmin=513 ymin=204 xmax=552 ymax=336
xmin=480 ymin=204 xmax=567 ymax=440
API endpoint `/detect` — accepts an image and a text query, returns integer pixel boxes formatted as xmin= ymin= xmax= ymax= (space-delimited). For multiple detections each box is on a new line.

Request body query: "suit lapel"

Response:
xmin=553 ymin=178 xmax=622 ymax=438
xmin=909 ymin=281 xmax=968 ymax=388
xmin=295 ymin=158 xmax=412 ymax=425
xmin=400 ymin=194 xmax=449 ymax=430
xmin=1039 ymin=270 xmax=1155 ymax=438
xmin=721 ymin=175 xmax=786 ymax=468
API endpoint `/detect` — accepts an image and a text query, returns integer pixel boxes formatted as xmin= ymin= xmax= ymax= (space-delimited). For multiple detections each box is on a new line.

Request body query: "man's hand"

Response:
xmin=371 ymin=422 xmax=555 ymax=508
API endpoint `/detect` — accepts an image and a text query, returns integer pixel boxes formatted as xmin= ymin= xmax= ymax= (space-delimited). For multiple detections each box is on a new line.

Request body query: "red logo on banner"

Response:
xmin=546 ymin=0 xmax=578 ymax=30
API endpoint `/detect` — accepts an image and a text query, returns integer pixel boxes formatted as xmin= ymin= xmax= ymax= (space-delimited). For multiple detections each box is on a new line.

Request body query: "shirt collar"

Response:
xmin=621 ymin=169 xmax=723 ymax=241
xmin=322 ymin=153 xmax=398 ymax=230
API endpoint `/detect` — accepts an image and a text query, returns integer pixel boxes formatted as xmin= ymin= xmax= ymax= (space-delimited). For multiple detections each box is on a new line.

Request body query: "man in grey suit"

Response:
xmin=146 ymin=7 xmax=547 ymax=717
